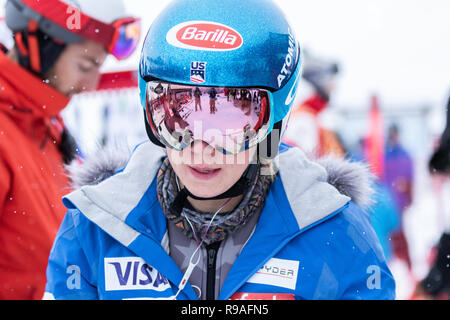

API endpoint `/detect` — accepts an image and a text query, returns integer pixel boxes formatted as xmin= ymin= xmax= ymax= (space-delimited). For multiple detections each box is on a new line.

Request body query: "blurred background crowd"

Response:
xmin=1 ymin=0 xmax=450 ymax=300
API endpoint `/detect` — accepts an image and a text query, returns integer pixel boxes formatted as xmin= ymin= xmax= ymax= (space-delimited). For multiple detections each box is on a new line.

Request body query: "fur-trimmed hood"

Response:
xmin=66 ymin=143 xmax=375 ymax=210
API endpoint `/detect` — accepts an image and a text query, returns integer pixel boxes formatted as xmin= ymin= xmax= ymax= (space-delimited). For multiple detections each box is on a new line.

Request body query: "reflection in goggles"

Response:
xmin=111 ymin=20 xmax=141 ymax=60
xmin=146 ymin=82 xmax=271 ymax=154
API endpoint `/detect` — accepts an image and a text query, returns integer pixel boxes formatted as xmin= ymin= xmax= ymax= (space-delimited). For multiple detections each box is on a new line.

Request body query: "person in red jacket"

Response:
xmin=282 ymin=50 xmax=345 ymax=158
xmin=0 ymin=0 xmax=140 ymax=299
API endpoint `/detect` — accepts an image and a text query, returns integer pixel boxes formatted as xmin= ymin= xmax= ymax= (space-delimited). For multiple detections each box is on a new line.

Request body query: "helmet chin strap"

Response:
xmin=168 ymin=157 xmax=260 ymax=217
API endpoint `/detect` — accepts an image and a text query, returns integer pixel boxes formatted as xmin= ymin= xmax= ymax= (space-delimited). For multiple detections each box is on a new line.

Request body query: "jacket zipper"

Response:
xmin=206 ymin=241 xmax=221 ymax=300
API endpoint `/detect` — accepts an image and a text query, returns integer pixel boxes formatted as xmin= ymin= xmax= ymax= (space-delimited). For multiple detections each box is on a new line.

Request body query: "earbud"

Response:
xmin=172 ymin=197 xmax=232 ymax=299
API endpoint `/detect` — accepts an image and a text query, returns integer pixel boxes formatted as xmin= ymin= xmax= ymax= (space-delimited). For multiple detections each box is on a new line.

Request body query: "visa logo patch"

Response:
xmin=104 ymin=257 xmax=171 ymax=291
xmin=247 ymin=258 xmax=299 ymax=290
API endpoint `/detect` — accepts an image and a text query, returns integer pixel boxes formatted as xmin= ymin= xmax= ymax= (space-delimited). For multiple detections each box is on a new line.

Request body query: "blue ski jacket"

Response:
xmin=44 ymin=142 xmax=395 ymax=300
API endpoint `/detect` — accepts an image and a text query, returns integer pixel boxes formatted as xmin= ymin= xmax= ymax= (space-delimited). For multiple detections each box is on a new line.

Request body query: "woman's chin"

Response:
xmin=184 ymin=181 xmax=229 ymax=199
xmin=187 ymin=188 xmax=224 ymax=199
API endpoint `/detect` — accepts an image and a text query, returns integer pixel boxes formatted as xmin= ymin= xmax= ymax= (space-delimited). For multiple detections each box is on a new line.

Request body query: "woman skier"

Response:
xmin=44 ymin=0 xmax=395 ymax=300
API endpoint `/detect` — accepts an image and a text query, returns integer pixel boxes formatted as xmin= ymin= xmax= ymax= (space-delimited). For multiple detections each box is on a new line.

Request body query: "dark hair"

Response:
xmin=429 ymin=95 xmax=450 ymax=174
xmin=15 ymin=28 xmax=66 ymax=79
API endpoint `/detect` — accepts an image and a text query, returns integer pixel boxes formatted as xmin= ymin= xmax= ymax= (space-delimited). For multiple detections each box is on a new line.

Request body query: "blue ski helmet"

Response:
xmin=139 ymin=0 xmax=302 ymax=155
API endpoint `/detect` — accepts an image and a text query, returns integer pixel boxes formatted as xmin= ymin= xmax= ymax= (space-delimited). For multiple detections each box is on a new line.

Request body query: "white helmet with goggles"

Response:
xmin=5 ymin=0 xmax=140 ymax=75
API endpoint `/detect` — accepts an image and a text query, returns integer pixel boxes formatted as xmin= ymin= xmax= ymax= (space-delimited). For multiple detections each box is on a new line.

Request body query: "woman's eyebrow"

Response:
xmin=80 ymin=55 xmax=101 ymax=67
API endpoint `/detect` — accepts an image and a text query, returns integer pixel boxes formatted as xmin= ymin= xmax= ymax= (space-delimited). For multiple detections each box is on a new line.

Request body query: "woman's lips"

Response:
xmin=188 ymin=166 xmax=221 ymax=180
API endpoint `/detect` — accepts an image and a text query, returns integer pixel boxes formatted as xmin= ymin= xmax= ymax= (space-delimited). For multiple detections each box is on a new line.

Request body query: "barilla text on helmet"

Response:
xmin=166 ymin=21 xmax=243 ymax=51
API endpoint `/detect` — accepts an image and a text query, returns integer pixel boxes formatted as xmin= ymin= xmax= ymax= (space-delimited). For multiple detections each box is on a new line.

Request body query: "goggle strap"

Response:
xmin=143 ymin=108 xmax=166 ymax=149
xmin=253 ymin=95 xmax=268 ymax=131
xmin=20 ymin=0 xmax=112 ymax=45
xmin=258 ymin=120 xmax=282 ymax=159
xmin=27 ymin=19 xmax=41 ymax=73
xmin=14 ymin=32 xmax=29 ymax=56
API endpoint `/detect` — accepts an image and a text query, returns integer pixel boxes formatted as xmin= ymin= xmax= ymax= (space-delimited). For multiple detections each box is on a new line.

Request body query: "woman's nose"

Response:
xmin=81 ymin=71 xmax=101 ymax=92
xmin=191 ymin=140 xmax=214 ymax=155
xmin=189 ymin=140 xmax=216 ymax=164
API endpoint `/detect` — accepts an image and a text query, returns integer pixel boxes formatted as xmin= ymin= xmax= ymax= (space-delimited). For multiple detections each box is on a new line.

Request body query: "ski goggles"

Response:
xmin=108 ymin=18 xmax=141 ymax=60
xmin=145 ymin=81 xmax=272 ymax=154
